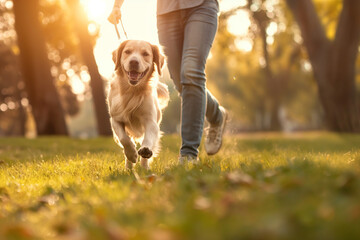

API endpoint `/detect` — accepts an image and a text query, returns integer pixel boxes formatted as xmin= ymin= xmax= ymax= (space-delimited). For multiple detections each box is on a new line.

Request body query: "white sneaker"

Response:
xmin=178 ymin=155 xmax=200 ymax=165
xmin=204 ymin=106 xmax=228 ymax=155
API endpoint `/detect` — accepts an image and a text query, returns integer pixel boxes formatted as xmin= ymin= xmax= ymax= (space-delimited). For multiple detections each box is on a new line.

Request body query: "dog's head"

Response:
xmin=112 ymin=40 xmax=165 ymax=86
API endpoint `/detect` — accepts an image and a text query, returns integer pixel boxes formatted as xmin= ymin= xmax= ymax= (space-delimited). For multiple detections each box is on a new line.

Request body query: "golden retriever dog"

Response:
xmin=108 ymin=40 xmax=169 ymax=169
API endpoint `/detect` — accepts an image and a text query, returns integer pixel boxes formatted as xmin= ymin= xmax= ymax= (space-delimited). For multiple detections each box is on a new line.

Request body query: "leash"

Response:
xmin=113 ymin=18 xmax=128 ymax=40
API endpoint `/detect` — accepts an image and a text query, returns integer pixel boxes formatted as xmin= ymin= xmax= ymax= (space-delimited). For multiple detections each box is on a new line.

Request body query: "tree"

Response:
xmin=66 ymin=0 xmax=112 ymax=136
xmin=13 ymin=0 xmax=68 ymax=135
xmin=0 ymin=43 xmax=27 ymax=136
xmin=0 ymin=2 xmax=26 ymax=136
xmin=245 ymin=0 xmax=282 ymax=130
xmin=208 ymin=1 xmax=311 ymax=131
xmin=39 ymin=0 xmax=83 ymax=118
xmin=286 ymin=0 xmax=360 ymax=132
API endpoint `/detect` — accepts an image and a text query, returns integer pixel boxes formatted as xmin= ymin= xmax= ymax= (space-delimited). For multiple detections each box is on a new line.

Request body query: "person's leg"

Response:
xmin=158 ymin=11 xmax=194 ymax=159
xmin=180 ymin=0 xmax=222 ymax=157
xmin=157 ymin=11 xmax=184 ymax=93
xmin=206 ymin=90 xmax=222 ymax=126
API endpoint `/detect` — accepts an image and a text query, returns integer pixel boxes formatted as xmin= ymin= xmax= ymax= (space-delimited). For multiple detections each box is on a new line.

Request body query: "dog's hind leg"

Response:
xmin=111 ymin=118 xmax=138 ymax=166
xmin=125 ymin=159 xmax=134 ymax=170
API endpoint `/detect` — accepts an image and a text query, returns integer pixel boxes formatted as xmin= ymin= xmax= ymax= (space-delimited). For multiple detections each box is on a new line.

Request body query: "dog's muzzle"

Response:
xmin=126 ymin=70 xmax=148 ymax=85
xmin=124 ymin=61 xmax=148 ymax=85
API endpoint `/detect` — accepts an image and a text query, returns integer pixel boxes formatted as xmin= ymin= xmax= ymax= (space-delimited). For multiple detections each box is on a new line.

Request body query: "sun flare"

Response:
xmin=81 ymin=0 xmax=108 ymax=22
xmin=227 ymin=10 xmax=251 ymax=37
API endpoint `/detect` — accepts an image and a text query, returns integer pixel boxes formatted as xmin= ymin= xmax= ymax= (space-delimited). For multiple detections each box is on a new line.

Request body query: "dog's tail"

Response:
xmin=157 ymin=81 xmax=169 ymax=110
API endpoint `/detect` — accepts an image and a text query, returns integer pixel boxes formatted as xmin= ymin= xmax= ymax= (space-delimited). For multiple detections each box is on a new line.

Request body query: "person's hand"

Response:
xmin=108 ymin=6 xmax=121 ymax=24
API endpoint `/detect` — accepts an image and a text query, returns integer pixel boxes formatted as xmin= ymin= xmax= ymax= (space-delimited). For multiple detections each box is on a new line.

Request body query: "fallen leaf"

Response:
xmin=38 ymin=193 xmax=59 ymax=206
xmin=145 ymin=174 xmax=157 ymax=183
xmin=225 ymin=172 xmax=254 ymax=186
xmin=194 ymin=196 xmax=211 ymax=210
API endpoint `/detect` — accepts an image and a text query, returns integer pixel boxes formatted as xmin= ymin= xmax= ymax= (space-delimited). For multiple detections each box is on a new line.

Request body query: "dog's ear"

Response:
xmin=113 ymin=40 xmax=129 ymax=71
xmin=112 ymin=50 xmax=118 ymax=68
xmin=152 ymin=44 xmax=165 ymax=76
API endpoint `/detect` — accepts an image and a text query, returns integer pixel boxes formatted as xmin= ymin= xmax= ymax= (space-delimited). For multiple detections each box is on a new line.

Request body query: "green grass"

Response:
xmin=1 ymin=133 xmax=360 ymax=239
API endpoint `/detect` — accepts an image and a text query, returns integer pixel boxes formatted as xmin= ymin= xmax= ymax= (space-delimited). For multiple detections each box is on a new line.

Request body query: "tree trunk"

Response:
xmin=252 ymin=7 xmax=282 ymax=131
xmin=67 ymin=0 xmax=112 ymax=136
xmin=14 ymin=83 xmax=27 ymax=136
xmin=286 ymin=0 xmax=360 ymax=132
xmin=13 ymin=0 xmax=68 ymax=135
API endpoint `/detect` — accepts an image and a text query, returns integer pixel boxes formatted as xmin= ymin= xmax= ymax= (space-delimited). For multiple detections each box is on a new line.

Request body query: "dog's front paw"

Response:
xmin=138 ymin=147 xmax=153 ymax=159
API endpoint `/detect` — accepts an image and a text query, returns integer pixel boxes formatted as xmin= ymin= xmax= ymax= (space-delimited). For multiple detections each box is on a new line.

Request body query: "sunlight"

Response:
xmin=79 ymin=0 xmax=248 ymax=78
xmin=80 ymin=0 xmax=107 ymax=22
xmin=266 ymin=22 xmax=278 ymax=36
xmin=227 ymin=10 xmax=251 ymax=37
xmin=235 ymin=38 xmax=253 ymax=53
xmin=71 ymin=75 xmax=85 ymax=94
xmin=220 ymin=0 xmax=247 ymax=12
xmin=79 ymin=0 xmax=158 ymax=79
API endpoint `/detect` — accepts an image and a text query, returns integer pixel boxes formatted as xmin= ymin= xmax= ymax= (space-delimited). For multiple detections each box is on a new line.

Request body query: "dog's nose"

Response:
xmin=129 ymin=59 xmax=139 ymax=70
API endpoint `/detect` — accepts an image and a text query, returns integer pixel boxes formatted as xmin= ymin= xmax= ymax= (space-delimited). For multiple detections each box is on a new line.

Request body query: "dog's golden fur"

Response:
xmin=108 ymin=40 xmax=169 ymax=169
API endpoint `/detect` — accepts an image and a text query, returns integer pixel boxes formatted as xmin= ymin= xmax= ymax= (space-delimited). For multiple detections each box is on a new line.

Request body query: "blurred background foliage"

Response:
xmin=206 ymin=0 xmax=360 ymax=133
xmin=0 ymin=0 xmax=359 ymax=137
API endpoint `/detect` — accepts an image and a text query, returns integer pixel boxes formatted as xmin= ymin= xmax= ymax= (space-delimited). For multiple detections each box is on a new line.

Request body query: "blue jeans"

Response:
xmin=157 ymin=0 xmax=222 ymax=157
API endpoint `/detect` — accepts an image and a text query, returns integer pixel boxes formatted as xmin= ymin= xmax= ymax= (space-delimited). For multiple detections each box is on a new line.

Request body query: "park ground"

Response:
xmin=0 ymin=133 xmax=360 ymax=239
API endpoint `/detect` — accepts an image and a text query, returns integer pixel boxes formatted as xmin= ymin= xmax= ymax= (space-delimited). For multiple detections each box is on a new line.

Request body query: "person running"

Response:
xmin=108 ymin=0 xmax=227 ymax=164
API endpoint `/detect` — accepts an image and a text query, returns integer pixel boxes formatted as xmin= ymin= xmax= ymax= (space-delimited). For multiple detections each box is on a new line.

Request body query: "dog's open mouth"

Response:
xmin=126 ymin=69 xmax=148 ymax=85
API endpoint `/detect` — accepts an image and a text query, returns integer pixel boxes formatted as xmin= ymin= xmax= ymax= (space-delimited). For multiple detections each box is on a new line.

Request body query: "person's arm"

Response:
xmin=108 ymin=0 xmax=125 ymax=24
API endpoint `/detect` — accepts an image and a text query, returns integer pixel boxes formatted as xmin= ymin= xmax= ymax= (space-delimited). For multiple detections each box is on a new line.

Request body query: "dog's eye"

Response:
xmin=124 ymin=50 xmax=131 ymax=54
xmin=142 ymin=52 xmax=150 ymax=57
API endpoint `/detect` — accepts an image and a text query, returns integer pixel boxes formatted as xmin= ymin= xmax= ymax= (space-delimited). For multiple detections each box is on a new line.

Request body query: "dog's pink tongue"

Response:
xmin=129 ymin=71 xmax=139 ymax=80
